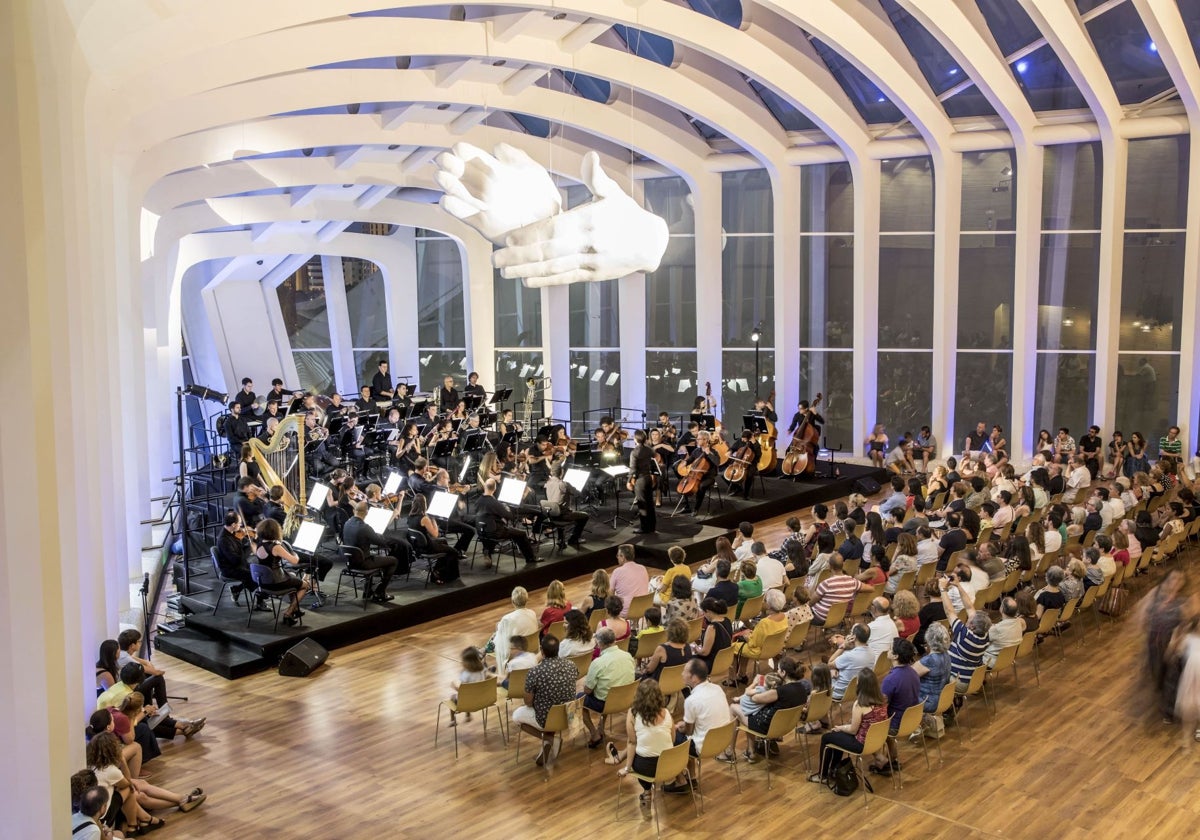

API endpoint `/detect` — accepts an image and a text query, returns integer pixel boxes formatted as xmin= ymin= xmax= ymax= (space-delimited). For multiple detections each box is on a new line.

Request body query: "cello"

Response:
xmin=703 ymin=381 xmax=732 ymax=465
xmin=780 ymin=393 xmax=823 ymax=476
xmin=677 ymin=437 xmax=714 ymax=497
xmin=723 ymin=440 xmax=755 ymax=483
xmin=755 ymin=388 xmax=778 ymax=473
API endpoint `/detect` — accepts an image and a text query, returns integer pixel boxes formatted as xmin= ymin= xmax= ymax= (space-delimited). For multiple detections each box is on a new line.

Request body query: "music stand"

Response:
xmin=428 ymin=490 xmax=458 ymax=520
xmin=463 ymin=394 xmax=484 ymax=412
xmin=498 ymin=476 xmax=527 ymax=506
xmin=382 ymin=471 xmax=403 ymax=495
xmin=307 ymin=481 xmax=330 ymax=511
xmin=601 ymin=465 xmax=633 ymax=528
xmin=432 ymin=438 xmax=457 ymax=459
xmin=407 ymin=397 xmax=429 ymax=419
xmin=743 ymin=414 xmax=769 ymax=434
xmin=490 ymin=387 xmax=513 ymax=406
xmin=364 ymin=506 xmax=392 ymax=536
xmin=292 ymin=520 xmax=327 ymax=608
xmin=460 ymin=429 xmax=486 ymax=453
xmin=690 ymin=412 xmax=716 ymax=431
xmin=475 ymin=410 xmax=497 ymax=430
xmin=564 ymin=467 xmax=590 ymax=494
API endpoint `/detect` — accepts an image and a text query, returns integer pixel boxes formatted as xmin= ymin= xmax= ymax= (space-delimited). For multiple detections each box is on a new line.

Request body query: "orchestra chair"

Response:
xmin=334 ymin=545 xmax=381 ymax=610
xmin=247 ymin=563 xmax=296 ymax=633
xmin=820 ymin=718 xmax=890 ymax=807
xmin=404 ymin=528 xmax=439 ymax=588
xmin=471 ymin=520 xmax=520 ymax=573
xmin=514 ymin=700 xmax=574 ymax=767
xmin=434 ymin=676 xmax=505 ymax=759
xmin=736 ymin=704 xmax=804 ymax=791
xmin=614 ymin=740 xmax=698 ymax=838
xmin=693 ymin=719 xmax=742 ymax=812
xmin=209 ymin=548 xmax=252 ymax=620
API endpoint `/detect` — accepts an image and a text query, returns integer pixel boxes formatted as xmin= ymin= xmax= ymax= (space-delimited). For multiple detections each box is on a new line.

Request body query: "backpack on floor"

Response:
xmin=829 ymin=757 xmax=871 ymax=796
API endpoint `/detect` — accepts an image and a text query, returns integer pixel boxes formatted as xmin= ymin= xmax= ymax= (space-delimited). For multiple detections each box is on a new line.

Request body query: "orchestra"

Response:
xmin=216 ymin=362 xmax=825 ymax=576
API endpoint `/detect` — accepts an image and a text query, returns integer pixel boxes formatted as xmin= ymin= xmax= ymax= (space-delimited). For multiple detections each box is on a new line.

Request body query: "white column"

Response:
xmin=1010 ymin=143 xmax=1045 ymax=465
xmin=619 ymin=272 xmax=647 ymax=420
xmin=931 ymin=152 xmax=963 ymax=459
xmin=320 ymin=255 xmax=356 ymax=391
xmin=460 ymin=234 xmax=497 ymax=392
xmin=772 ymin=165 xmax=802 ymax=427
xmin=692 ymin=172 xmax=724 ymax=402
xmin=851 ymin=161 xmax=882 ymax=454
xmin=1093 ymin=139 xmax=1128 ymax=433
xmin=387 ymin=227 xmax=419 ymax=385
xmin=542 ymin=284 xmax=570 ymax=421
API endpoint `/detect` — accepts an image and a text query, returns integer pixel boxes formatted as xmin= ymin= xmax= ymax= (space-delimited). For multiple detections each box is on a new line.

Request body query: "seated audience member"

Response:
xmin=885 ymin=533 xmax=920 ymax=595
xmin=911 ymin=622 xmax=952 ymax=740
xmin=87 ymin=707 xmax=141 ymax=780
xmin=805 ymin=531 xmax=838 ymax=589
xmin=809 ymin=668 xmax=889 ymax=783
xmin=501 ymin=636 xmax=539 ymax=689
xmin=1035 ymin=566 xmax=1070 ymax=619
xmin=939 ymin=579 xmax=992 ymax=696
xmin=984 ymin=597 xmax=1024 ymax=668
xmin=513 ymin=635 xmax=580 ymax=765
xmin=556 ymin=609 xmax=597 ymax=658
xmin=785 ymin=587 xmax=814 ymax=635
xmin=732 ymin=521 xmax=757 ymax=560
xmin=663 ymin=576 xmax=702 ymax=627
xmin=539 ymin=580 xmax=572 ymax=635
xmin=629 ymin=606 xmax=663 ymax=660
xmin=892 ymin=590 xmax=921 ymax=640
xmin=579 ymin=569 xmax=610 ymax=618
xmin=611 ymin=680 xmax=675 ymax=797
xmin=581 ymin=628 xmax=637 ymax=748
xmin=865 ymin=597 xmax=898 ymax=659
xmin=735 ymin=560 xmax=764 ymax=620
xmin=670 ymin=658 xmax=733 ymax=788
xmin=96 ymin=663 xmax=202 ymax=740
xmin=753 ymin=541 xmax=789 ymax=592
xmin=828 ymin=623 xmax=874 ymax=701
xmin=707 ymin=559 xmax=740 ymax=613
xmin=1060 ymin=558 xmax=1086 ymax=602
xmin=114 ymin=630 xmax=172 ymax=711
xmin=870 ymin=638 xmax=921 ymax=776
xmin=598 ymin=595 xmax=633 ymax=651
xmin=658 ymin=546 xmax=693 ymax=597
xmin=639 ymin=619 xmax=692 ymax=682
xmin=723 ymin=656 xmax=810 ymax=764
xmin=695 ymin=597 xmax=735 ymax=674
xmin=769 ymin=516 xmax=807 ymax=563
xmin=857 ymin=544 xmax=890 ymax=588
xmin=727 ymin=590 xmax=789 ymax=684
xmin=810 ymin=555 xmax=863 ymax=626
xmin=95 ymin=640 xmax=121 ymax=694
xmin=487 ymin=586 xmax=539 ymax=676
xmin=70 ymin=771 xmax=109 ymax=840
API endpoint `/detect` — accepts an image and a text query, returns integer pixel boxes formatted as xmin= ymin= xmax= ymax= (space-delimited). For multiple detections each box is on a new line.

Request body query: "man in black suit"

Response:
xmin=628 ymin=430 xmax=657 ymax=534
xmin=234 ymin=477 xmax=266 ymax=526
xmin=463 ymin=371 xmax=486 ymax=400
xmin=224 ymin=401 xmax=252 ymax=450
xmin=341 ymin=502 xmax=402 ymax=603
xmin=475 ymin=478 xmax=537 ymax=566
xmin=371 ymin=361 xmax=394 ymax=402
xmin=438 ymin=375 xmax=459 ymax=413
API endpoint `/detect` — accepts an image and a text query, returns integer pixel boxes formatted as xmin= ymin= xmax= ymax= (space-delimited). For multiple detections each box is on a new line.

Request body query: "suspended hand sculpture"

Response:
xmin=435 ymin=143 xmax=669 ymax=288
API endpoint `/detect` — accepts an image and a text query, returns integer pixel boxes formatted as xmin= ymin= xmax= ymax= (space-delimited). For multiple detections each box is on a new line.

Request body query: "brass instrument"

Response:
xmin=248 ymin=414 xmax=306 ymax=535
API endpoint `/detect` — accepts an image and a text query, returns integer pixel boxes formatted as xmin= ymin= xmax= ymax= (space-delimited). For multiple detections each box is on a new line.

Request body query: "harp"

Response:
xmin=248 ymin=414 xmax=306 ymax=534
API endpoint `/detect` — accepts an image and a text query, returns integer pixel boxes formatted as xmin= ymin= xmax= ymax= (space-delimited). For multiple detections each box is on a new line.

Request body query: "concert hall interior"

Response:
xmin=6 ymin=1 xmax=1200 ymax=836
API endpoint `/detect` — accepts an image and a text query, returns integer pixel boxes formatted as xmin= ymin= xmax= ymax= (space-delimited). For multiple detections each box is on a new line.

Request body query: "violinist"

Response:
xmin=354 ymin=385 xmax=374 ymax=414
xmin=628 ymin=429 xmax=657 ymax=535
xmin=214 ymin=511 xmax=264 ymax=609
xmin=393 ymin=421 xmax=422 ymax=471
xmin=371 ymin=360 xmax=394 ymax=401
xmin=430 ymin=469 xmax=477 ymax=555
xmin=656 ymin=412 xmax=678 ymax=446
xmin=262 ymin=484 xmax=288 ymax=526
xmin=753 ymin=397 xmax=778 ymax=424
xmin=649 ymin=428 xmax=673 ymax=506
xmin=234 ymin=477 xmax=266 ymax=527
xmin=594 ymin=429 xmax=619 ymax=460
xmin=438 ymin=375 xmax=460 ymax=413
xmin=727 ymin=429 xmax=762 ymax=501
xmin=364 ymin=482 xmax=401 ymax=516
xmin=406 ymin=457 xmax=437 ymax=503
xmin=324 ymin=470 xmax=356 ymax=534
xmin=599 ymin=416 xmax=628 ymax=447
xmin=477 ymin=451 xmax=503 ymax=488
xmin=679 ymin=431 xmax=719 ymax=516
xmin=524 ymin=437 xmax=553 ymax=493
xmin=451 ymin=400 xmax=468 ymax=421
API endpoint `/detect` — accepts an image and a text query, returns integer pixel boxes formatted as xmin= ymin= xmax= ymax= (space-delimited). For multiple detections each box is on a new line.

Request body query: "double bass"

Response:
xmin=703 ymin=381 xmax=732 ymax=465
xmin=781 ymin=393 xmax=823 ymax=476
xmin=755 ymin=389 xmax=778 ymax=473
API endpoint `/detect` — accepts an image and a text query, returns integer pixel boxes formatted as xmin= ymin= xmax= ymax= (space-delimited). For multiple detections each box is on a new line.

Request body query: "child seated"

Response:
xmin=628 ymin=607 xmax=663 ymax=659
xmin=738 ymin=672 xmax=781 ymax=715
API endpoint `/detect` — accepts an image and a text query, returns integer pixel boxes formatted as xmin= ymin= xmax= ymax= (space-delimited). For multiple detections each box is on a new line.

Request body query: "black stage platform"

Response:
xmin=156 ymin=463 xmax=885 ymax=678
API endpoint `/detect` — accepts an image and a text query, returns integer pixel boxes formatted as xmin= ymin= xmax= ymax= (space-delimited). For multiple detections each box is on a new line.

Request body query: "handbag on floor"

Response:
xmin=828 ymin=757 xmax=871 ymax=796
xmin=1098 ymin=586 xmax=1127 ymax=617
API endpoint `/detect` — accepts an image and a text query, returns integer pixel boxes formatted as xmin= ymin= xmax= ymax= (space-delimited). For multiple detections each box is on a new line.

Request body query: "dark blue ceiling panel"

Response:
xmin=745 ymin=77 xmax=818 ymax=131
xmin=686 ymin=0 xmax=743 ymax=28
xmin=974 ymin=0 xmax=1043 ymax=56
xmin=1084 ymin=1 xmax=1175 ymax=105
xmin=1009 ymin=43 xmax=1091 ymax=112
xmin=809 ymin=36 xmax=906 ymax=124
xmin=613 ymin=24 xmax=675 ymax=66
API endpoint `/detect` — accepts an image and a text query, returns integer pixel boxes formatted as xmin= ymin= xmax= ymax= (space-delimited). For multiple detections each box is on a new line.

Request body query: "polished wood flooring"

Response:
xmin=140 ymin=502 xmax=1200 ymax=839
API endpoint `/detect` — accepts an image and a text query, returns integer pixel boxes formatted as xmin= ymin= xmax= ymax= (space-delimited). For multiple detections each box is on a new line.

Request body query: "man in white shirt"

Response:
xmin=915 ymin=528 xmax=940 ymax=566
xmin=946 ymin=561 xmax=988 ymax=614
xmin=1063 ymin=455 xmax=1091 ymax=504
xmin=1104 ymin=486 xmax=1126 ymax=522
xmin=753 ymin=542 xmax=787 ymax=591
xmin=667 ymin=658 xmax=733 ymax=791
xmin=983 ymin=597 xmax=1024 ymax=668
xmin=865 ymin=597 xmax=898 ymax=660
xmin=732 ymin=522 xmax=756 ymax=561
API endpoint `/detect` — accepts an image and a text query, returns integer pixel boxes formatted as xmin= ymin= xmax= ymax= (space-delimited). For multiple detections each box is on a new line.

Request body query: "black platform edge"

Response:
xmin=160 ymin=464 xmax=886 ymax=679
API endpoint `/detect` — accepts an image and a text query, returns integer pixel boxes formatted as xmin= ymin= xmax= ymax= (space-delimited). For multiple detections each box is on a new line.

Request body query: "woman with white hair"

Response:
xmin=725 ymin=589 xmax=789 ymax=686
xmin=910 ymin=622 xmax=952 ymax=741
xmin=486 ymin=586 xmax=538 ymax=674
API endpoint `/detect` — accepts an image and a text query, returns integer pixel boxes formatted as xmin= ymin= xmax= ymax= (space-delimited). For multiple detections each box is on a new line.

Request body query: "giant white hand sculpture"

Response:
xmin=436 ymin=143 xmax=669 ymax=288
xmin=435 ymin=142 xmax=563 ymax=242
xmin=494 ymin=152 xmax=669 ymax=287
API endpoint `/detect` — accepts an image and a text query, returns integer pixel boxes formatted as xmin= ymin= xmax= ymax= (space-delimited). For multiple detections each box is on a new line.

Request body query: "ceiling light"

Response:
xmin=1015 ymin=60 xmax=1029 ymax=74
xmin=1149 ymin=40 xmax=1158 ymax=52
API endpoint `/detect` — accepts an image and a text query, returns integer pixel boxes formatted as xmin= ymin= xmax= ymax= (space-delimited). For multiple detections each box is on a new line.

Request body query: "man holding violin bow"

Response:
xmin=215 ymin=511 xmax=269 ymax=610
xmin=725 ymin=428 xmax=762 ymax=500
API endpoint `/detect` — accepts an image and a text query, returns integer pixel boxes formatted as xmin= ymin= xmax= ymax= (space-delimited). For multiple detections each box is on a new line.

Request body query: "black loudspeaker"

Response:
xmin=852 ymin=477 xmax=881 ymax=496
xmin=278 ymin=638 xmax=328 ymax=677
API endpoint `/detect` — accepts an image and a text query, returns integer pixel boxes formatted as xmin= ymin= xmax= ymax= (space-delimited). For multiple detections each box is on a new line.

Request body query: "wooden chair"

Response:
xmin=834 ymin=675 xmax=859 ymax=725
xmin=1013 ymin=631 xmax=1040 ymax=689
xmin=781 ymin=577 xmax=801 ymax=602
xmin=930 ymin=682 xmax=961 ymax=753
xmin=736 ymin=704 xmax=805 ymax=790
xmin=626 ymin=593 xmax=654 ymax=623
xmin=744 ymin=631 xmax=788 ymax=675
xmin=957 ymin=666 xmax=989 ymax=739
xmin=1054 ymin=598 xmax=1080 ymax=660
xmin=521 ymin=631 xmax=540 ymax=658
xmin=589 ymin=610 xmax=605 ymax=632
xmin=656 ymin=663 xmax=686 ymax=712
xmin=819 ymin=600 xmax=850 ymax=634
xmin=1074 ymin=585 xmax=1101 ymax=646
xmin=915 ymin=563 xmax=937 ymax=589
xmin=592 ymin=681 xmax=638 ymax=754
xmin=568 ymin=651 xmax=595 ymax=679
xmin=737 ymin=593 xmax=765 ymax=625
xmin=710 ymin=646 xmax=735 ymax=681
xmin=498 ymin=667 xmax=530 ymax=724
xmin=984 ymin=644 xmax=1019 ymax=707
xmin=1031 ymin=607 xmax=1062 ymax=673
xmin=819 ymin=718 xmax=890 ymax=807
xmin=513 ymin=700 xmax=574 ymax=766
xmin=615 ymin=740 xmax=698 ymax=838
xmin=892 ymin=570 xmax=916 ymax=594
xmin=435 ymin=676 xmax=505 ymax=759
xmin=794 ymin=691 xmax=833 ymax=774
xmin=892 ymin=702 xmax=929 ymax=786
xmin=1000 ymin=567 xmax=1022 ymax=595
xmin=634 ymin=629 xmax=666 ymax=663
xmin=544 ymin=620 xmax=566 ymax=642
xmin=686 ymin=617 xmax=704 ymax=644
xmin=873 ymin=650 xmax=891 ymax=680
xmin=784 ymin=620 xmax=811 ymax=654
xmin=849 ymin=587 xmax=877 ymax=619
xmin=693 ymin=719 xmax=742 ymax=813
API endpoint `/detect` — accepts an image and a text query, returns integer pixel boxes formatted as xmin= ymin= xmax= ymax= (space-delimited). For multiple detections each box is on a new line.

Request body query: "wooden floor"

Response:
xmin=139 ymin=502 xmax=1200 ymax=840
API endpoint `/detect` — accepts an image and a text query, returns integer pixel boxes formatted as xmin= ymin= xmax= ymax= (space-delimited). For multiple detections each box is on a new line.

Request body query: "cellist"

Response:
xmin=726 ymin=428 xmax=762 ymax=500
xmin=678 ymin=431 xmax=719 ymax=516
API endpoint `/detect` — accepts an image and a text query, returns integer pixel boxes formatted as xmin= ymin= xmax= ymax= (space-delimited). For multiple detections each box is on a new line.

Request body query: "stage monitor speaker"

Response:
xmin=278 ymin=638 xmax=328 ymax=677
xmin=853 ymin=477 xmax=881 ymax=496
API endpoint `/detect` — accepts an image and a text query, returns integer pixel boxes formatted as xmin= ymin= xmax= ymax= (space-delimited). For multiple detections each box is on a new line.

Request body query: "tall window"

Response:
xmin=276 ymin=257 xmax=334 ymax=394
xmin=344 ymin=257 xmax=388 ymax=390
xmin=798 ymin=162 xmax=854 ymax=449
xmin=957 ymin=150 xmax=1016 ymax=450
xmin=1036 ymin=142 xmax=1101 ymax=444
xmin=644 ymin=176 xmax=698 ymax=420
xmin=1117 ymin=136 xmax=1188 ymax=452
xmin=416 ymin=229 xmax=468 ymax=393
xmin=721 ymin=169 xmax=775 ymax=423
xmin=567 ymin=185 xmax=622 ymax=426
xmin=877 ymin=157 xmax=934 ymax=441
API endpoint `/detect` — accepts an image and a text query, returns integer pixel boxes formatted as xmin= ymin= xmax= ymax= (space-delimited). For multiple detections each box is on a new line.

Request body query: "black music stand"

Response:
xmin=743 ymin=414 xmax=769 ymax=434
xmin=690 ymin=412 xmax=716 ymax=431
xmin=460 ymin=429 xmax=486 ymax=454
xmin=601 ymin=464 xmax=633 ymax=528
xmin=463 ymin=394 xmax=484 ymax=412
xmin=432 ymin=438 xmax=457 ymax=459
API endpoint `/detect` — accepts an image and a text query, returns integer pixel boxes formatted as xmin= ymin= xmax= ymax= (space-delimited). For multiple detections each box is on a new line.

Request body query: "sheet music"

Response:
xmin=564 ymin=467 xmax=590 ymax=492
xmin=364 ymin=506 xmax=392 ymax=535
xmin=429 ymin=491 xmax=458 ymax=519
xmin=307 ymin=481 xmax=330 ymax=510
xmin=293 ymin=520 xmax=324 ymax=553
xmin=383 ymin=472 xmax=402 ymax=495
xmin=498 ymin=477 xmax=527 ymax=505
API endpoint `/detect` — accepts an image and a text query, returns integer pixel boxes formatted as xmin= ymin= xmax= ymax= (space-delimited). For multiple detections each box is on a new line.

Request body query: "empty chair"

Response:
xmin=435 ymin=676 xmax=505 ymax=759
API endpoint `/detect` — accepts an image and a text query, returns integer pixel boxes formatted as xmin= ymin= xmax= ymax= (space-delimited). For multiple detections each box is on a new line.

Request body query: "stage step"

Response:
xmin=154 ymin=626 xmax=268 ymax=680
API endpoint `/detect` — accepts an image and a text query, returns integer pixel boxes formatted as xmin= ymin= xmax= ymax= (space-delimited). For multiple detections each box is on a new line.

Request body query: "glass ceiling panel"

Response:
xmin=878 ymin=0 xmax=966 ymax=96
xmin=613 ymin=25 xmax=675 ymax=66
xmin=561 ymin=71 xmax=612 ymax=104
xmin=1181 ymin=0 xmax=1200 ymax=68
xmin=689 ymin=116 xmax=728 ymax=142
xmin=746 ymin=77 xmax=818 ymax=131
xmin=942 ymin=84 xmax=999 ymax=119
xmin=1073 ymin=0 xmax=1114 ymax=13
xmin=686 ymin=0 xmax=743 ymax=28
xmin=1084 ymin=1 xmax=1174 ymax=104
xmin=1010 ymin=43 xmax=1091 ymax=111
xmin=974 ymin=0 xmax=1044 ymax=56
xmin=809 ymin=36 xmax=905 ymax=124
xmin=509 ymin=113 xmax=551 ymax=137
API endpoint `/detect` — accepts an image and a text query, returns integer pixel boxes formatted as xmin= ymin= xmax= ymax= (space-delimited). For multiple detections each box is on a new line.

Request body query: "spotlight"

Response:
xmin=346 ymin=103 xmax=360 ymax=115
xmin=750 ymin=321 xmax=764 ymax=343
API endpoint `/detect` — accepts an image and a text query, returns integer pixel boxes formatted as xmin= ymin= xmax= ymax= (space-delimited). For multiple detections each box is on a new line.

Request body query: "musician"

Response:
xmin=262 ymin=485 xmax=287 ymax=526
xmin=497 ymin=408 xmax=522 ymax=439
xmin=378 ymin=407 xmax=403 ymax=464
xmin=524 ymin=438 xmax=553 ymax=494
xmin=475 ymin=478 xmax=538 ymax=566
xmin=371 ymin=360 xmax=394 ymax=401
xmin=233 ymin=378 xmax=257 ymax=413
xmin=594 ymin=429 xmax=619 ymax=459
xmin=542 ymin=464 xmax=588 ymax=547
xmin=214 ymin=511 xmax=259 ymax=606
xmin=691 ymin=396 xmax=709 ymax=414
xmin=304 ymin=411 xmax=338 ymax=476
xmin=679 ymin=431 xmax=719 ymax=516
xmin=429 ymin=469 xmax=477 ymax=555
xmin=727 ymin=429 xmax=762 ymax=501
xmin=753 ymin=397 xmax=778 ymax=424
xmin=224 ymin=401 xmax=252 ymax=449
xmin=259 ymin=399 xmax=284 ymax=434
xmin=787 ymin=399 xmax=824 ymax=436
xmin=265 ymin=378 xmax=291 ymax=407
xmin=649 ymin=428 xmax=673 ymax=506
xmin=656 ymin=412 xmax=678 ymax=445
xmin=324 ymin=471 xmax=356 ymax=535
xmin=429 ymin=419 xmax=457 ymax=469
xmin=394 ymin=421 xmax=423 ymax=471
xmin=676 ymin=420 xmax=701 ymax=454
xmin=451 ymin=400 xmax=468 ymax=421
xmin=354 ymin=385 xmax=375 ymax=414
xmin=407 ymin=495 xmax=461 ymax=585
xmin=438 ymin=375 xmax=460 ymax=413
xmin=406 ymin=457 xmax=437 ymax=501
xmin=325 ymin=391 xmax=347 ymax=421
xmin=420 ymin=402 xmax=440 ymax=432
xmin=477 ymin=451 xmax=503 ymax=488
xmin=464 ymin=371 xmax=486 ymax=400
xmin=628 ymin=429 xmax=657 ymax=534
xmin=342 ymin=501 xmax=401 ymax=602
xmin=598 ymin=416 xmax=627 ymax=447
xmin=234 ymin=477 xmax=266 ymax=526
xmin=237 ymin=444 xmax=267 ymax=493
xmin=339 ymin=411 xmax=367 ymax=473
